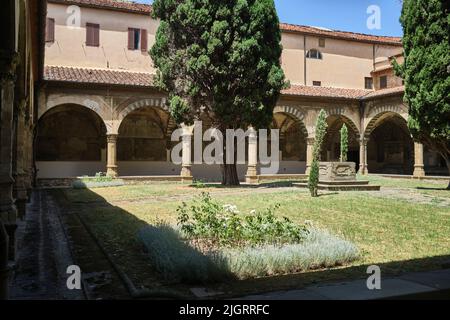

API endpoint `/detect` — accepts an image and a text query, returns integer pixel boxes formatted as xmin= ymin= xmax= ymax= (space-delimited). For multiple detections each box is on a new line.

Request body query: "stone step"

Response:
xmin=294 ymin=183 xmax=381 ymax=192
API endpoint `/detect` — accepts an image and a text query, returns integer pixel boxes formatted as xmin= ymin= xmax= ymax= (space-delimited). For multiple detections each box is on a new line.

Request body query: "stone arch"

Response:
xmin=364 ymin=107 xmax=408 ymax=137
xmin=364 ymin=104 xmax=408 ymax=136
xmin=118 ymin=97 xmax=168 ymax=122
xmin=325 ymin=108 xmax=360 ymax=135
xmin=41 ymin=94 xmax=110 ymax=122
xmin=36 ymin=104 xmax=107 ymax=163
xmin=323 ymin=113 xmax=360 ymax=164
xmin=116 ymin=104 xmax=174 ymax=162
xmin=365 ymin=111 xmax=414 ymax=175
xmin=273 ymin=105 xmax=308 ymax=137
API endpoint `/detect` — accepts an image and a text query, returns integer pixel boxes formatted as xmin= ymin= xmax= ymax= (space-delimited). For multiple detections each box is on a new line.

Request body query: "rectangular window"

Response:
xmin=319 ymin=38 xmax=325 ymax=47
xmin=313 ymin=81 xmax=321 ymax=87
xmin=128 ymin=28 xmax=148 ymax=52
xmin=46 ymin=18 xmax=55 ymax=43
xmin=86 ymin=23 xmax=100 ymax=47
xmin=380 ymin=75 xmax=388 ymax=89
xmin=365 ymin=77 xmax=373 ymax=89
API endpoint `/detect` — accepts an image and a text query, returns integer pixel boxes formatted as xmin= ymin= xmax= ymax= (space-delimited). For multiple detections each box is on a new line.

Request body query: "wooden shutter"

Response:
xmin=128 ymin=28 xmax=134 ymax=50
xmin=46 ymin=18 xmax=55 ymax=42
xmin=141 ymin=29 xmax=148 ymax=52
xmin=86 ymin=23 xmax=100 ymax=46
xmin=93 ymin=24 xmax=100 ymax=46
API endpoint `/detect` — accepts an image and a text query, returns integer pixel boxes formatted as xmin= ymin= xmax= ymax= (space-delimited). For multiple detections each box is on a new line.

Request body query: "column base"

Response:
xmin=246 ymin=166 xmax=258 ymax=184
xmin=4 ymin=224 xmax=17 ymax=261
xmin=245 ymin=175 xmax=259 ymax=185
xmin=358 ymin=166 xmax=368 ymax=175
xmin=181 ymin=166 xmax=193 ymax=183
xmin=106 ymin=166 xmax=118 ymax=178
xmin=413 ymin=166 xmax=426 ymax=179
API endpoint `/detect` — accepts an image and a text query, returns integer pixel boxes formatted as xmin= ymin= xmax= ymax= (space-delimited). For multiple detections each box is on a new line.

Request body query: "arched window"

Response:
xmin=306 ymin=49 xmax=323 ymax=60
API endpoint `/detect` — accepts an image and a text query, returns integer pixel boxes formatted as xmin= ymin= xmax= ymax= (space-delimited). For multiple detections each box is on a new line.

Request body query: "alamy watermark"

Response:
xmin=367 ymin=265 xmax=382 ymax=290
xmin=66 ymin=265 xmax=82 ymax=290
xmin=367 ymin=5 xmax=382 ymax=30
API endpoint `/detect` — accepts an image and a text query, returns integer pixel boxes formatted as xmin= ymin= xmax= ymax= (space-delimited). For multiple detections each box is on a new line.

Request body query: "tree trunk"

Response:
xmin=221 ymin=131 xmax=240 ymax=186
xmin=221 ymin=163 xmax=240 ymax=186
xmin=446 ymin=157 xmax=450 ymax=190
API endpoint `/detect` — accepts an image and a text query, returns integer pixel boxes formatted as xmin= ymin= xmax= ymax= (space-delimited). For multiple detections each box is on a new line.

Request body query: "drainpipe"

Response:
xmin=0 ymin=221 xmax=10 ymax=300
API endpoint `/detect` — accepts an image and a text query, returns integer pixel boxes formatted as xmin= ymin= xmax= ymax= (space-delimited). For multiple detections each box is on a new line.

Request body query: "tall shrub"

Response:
xmin=308 ymin=110 xmax=328 ymax=197
xmin=340 ymin=124 xmax=348 ymax=162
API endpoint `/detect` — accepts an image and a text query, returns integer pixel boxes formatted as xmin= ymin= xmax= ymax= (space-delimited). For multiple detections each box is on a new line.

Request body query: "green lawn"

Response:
xmin=61 ymin=175 xmax=450 ymax=297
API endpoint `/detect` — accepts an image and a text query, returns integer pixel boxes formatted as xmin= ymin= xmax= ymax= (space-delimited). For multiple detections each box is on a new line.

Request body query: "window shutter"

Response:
xmin=86 ymin=23 xmax=100 ymax=46
xmin=141 ymin=29 xmax=148 ymax=52
xmin=86 ymin=23 xmax=92 ymax=46
xmin=128 ymin=28 xmax=134 ymax=50
xmin=93 ymin=24 xmax=100 ymax=46
xmin=46 ymin=18 xmax=55 ymax=42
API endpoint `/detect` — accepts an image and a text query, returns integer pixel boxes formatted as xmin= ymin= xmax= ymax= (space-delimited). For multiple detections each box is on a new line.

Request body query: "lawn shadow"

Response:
xmin=190 ymin=180 xmax=301 ymax=190
xmin=52 ymin=186 xmax=450 ymax=300
xmin=416 ymin=187 xmax=449 ymax=191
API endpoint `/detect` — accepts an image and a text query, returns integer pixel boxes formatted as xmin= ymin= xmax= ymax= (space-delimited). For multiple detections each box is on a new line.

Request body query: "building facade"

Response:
xmin=36 ymin=0 xmax=447 ymax=183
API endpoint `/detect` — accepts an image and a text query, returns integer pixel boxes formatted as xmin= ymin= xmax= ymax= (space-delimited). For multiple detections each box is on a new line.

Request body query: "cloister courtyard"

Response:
xmin=11 ymin=175 xmax=449 ymax=300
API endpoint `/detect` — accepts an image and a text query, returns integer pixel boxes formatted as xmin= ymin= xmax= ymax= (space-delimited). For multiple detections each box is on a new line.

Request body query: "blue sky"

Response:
xmin=135 ymin=0 xmax=403 ymax=37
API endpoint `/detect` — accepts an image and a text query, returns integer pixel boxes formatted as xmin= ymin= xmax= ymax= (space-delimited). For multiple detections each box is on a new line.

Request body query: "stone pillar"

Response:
xmin=0 ymin=221 xmax=9 ymax=299
xmin=0 ymin=53 xmax=19 ymax=261
xmin=106 ymin=134 xmax=118 ymax=178
xmin=246 ymin=127 xmax=258 ymax=184
xmin=13 ymin=105 xmax=28 ymax=219
xmin=413 ymin=142 xmax=426 ymax=178
xmin=305 ymin=138 xmax=315 ymax=175
xmin=180 ymin=127 xmax=193 ymax=183
xmin=358 ymin=137 xmax=369 ymax=175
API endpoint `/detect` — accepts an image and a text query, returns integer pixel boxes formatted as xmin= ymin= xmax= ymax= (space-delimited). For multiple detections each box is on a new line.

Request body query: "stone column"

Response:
xmin=13 ymin=103 xmax=28 ymax=219
xmin=180 ymin=127 xmax=193 ymax=183
xmin=246 ymin=127 xmax=258 ymax=184
xmin=305 ymin=138 xmax=315 ymax=175
xmin=0 ymin=53 xmax=19 ymax=260
xmin=413 ymin=142 xmax=426 ymax=178
xmin=358 ymin=137 xmax=369 ymax=175
xmin=106 ymin=134 xmax=118 ymax=178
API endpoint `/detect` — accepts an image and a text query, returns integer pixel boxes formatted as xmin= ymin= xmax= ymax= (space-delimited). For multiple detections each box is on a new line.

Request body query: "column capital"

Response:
xmin=360 ymin=137 xmax=370 ymax=145
xmin=306 ymin=137 xmax=315 ymax=145
xmin=0 ymin=51 xmax=19 ymax=85
xmin=107 ymin=134 xmax=118 ymax=143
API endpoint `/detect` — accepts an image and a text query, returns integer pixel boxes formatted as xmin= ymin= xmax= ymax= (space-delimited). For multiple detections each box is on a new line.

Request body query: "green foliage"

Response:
xmin=191 ymin=179 xmax=207 ymax=189
xmin=138 ymin=225 xmax=359 ymax=282
xmin=176 ymin=192 xmax=308 ymax=248
xmin=340 ymin=124 xmax=349 ymax=162
xmin=73 ymin=173 xmax=124 ymax=189
xmin=150 ymin=0 xmax=286 ymax=185
xmin=397 ymin=0 xmax=450 ymax=176
xmin=308 ymin=160 xmax=320 ymax=197
xmin=151 ymin=0 xmax=285 ymax=128
xmin=308 ymin=110 xmax=328 ymax=197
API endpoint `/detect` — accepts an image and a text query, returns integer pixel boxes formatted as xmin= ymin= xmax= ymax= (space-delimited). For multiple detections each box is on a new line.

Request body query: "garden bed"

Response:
xmin=138 ymin=193 xmax=359 ymax=283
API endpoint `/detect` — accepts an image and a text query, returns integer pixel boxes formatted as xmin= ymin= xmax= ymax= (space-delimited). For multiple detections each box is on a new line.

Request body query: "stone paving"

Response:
xmin=240 ymin=269 xmax=450 ymax=300
xmin=9 ymin=190 xmax=84 ymax=300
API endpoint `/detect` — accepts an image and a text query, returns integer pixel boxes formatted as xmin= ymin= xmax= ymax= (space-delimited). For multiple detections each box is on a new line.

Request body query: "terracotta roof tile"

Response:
xmin=282 ymin=84 xmax=372 ymax=100
xmin=362 ymin=86 xmax=404 ymax=99
xmin=48 ymin=0 xmax=152 ymax=14
xmin=44 ymin=66 xmax=404 ymax=100
xmin=44 ymin=65 xmax=154 ymax=87
xmin=280 ymin=23 xmax=402 ymax=46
